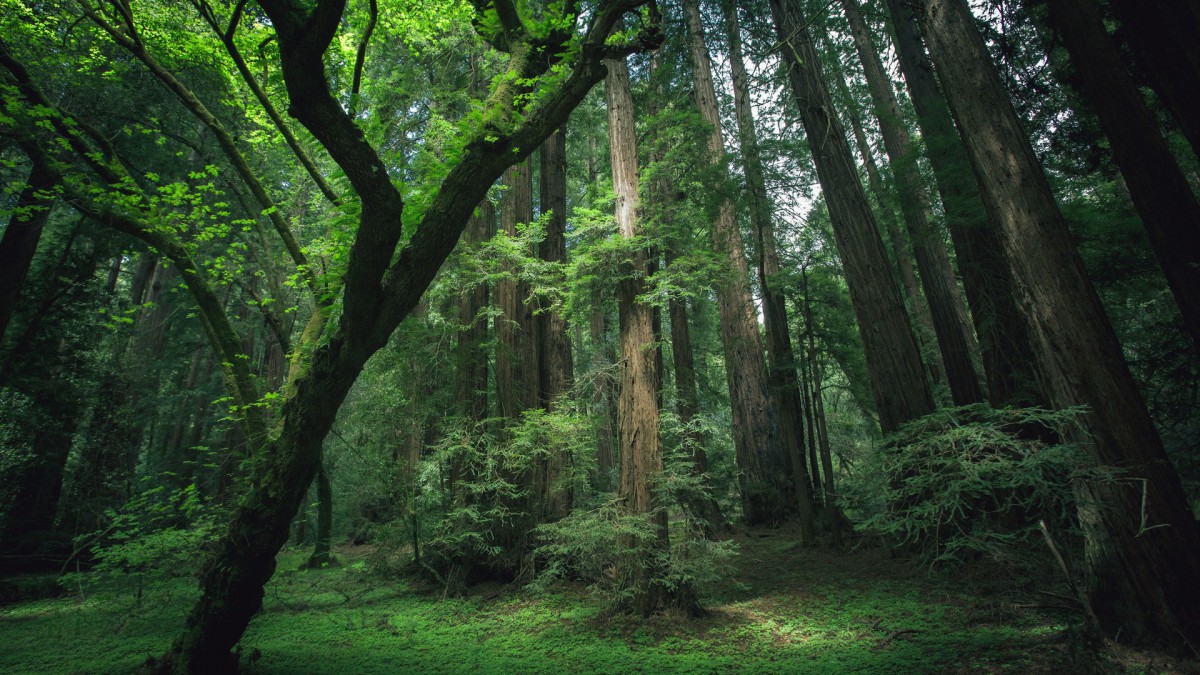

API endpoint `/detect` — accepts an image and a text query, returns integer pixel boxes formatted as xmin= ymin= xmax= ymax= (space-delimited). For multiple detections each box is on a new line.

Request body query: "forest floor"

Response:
xmin=1 ymin=527 xmax=1196 ymax=674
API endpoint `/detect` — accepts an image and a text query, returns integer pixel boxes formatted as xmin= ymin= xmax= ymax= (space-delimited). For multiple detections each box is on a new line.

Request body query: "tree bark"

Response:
xmin=684 ymin=0 xmax=793 ymax=525
xmin=607 ymin=52 xmax=671 ymax=616
xmin=305 ymin=460 xmax=334 ymax=568
xmin=840 ymin=0 xmax=983 ymax=406
xmin=768 ymin=0 xmax=935 ymax=435
xmin=538 ymin=127 xmax=574 ymax=520
xmin=495 ymin=159 xmax=538 ymax=421
xmin=918 ymin=0 xmax=1200 ymax=652
xmin=885 ymin=0 xmax=1041 ymax=409
xmin=1043 ymin=0 xmax=1200 ymax=354
xmin=723 ymin=1 xmax=816 ymax=541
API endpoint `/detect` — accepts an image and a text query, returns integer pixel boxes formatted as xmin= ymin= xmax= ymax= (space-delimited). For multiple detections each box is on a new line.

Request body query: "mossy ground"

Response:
xmin=0 ymin=530 xmax=1192 ymax=673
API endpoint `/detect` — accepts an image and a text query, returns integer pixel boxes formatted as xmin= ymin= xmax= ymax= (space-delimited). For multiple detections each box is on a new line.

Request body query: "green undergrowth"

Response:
xmin=0 ymin=534 xmax=1130 ymax=673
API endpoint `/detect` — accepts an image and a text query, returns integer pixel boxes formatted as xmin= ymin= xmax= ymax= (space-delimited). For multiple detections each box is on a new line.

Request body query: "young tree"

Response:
xmin=917 ymin=0 xmax=1200 ymax=652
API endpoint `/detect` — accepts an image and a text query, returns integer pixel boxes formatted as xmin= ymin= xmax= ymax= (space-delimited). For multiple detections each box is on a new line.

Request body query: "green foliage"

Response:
xmin=849 ymin=405 xmax=1093 ymax=568
xmin=60 ymin=482 xmax=219 ymax=600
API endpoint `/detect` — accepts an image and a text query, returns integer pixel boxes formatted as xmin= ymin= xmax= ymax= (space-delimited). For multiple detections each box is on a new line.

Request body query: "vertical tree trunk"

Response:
xmin=1043 ymin=0 xmax=1200 ymax=353
xmin=918 ymin=0 xmax=1200 ymax=652
xmin=684 ymin=0 xmax=794 ymax=525
xmin=607 ymin=53 xmax=671 ymax=616
xmin=840 ymin=0 xmax=984 ymax=406
xmin=453 ymin=199 xmax=494 ymax=499
xmin=885 ymin=0 xmax=1041 ymax=409
xmin=305 ymin=460 xmax=334 ymax=568
xmin=495 ymin=159 xmax=538 ymax=421
xmin=537 ymin=127 xmax=574 ymax=520
xmin=769 ymin=0 xmax=935 ymax=434
xmin=1107 ymin=0 xmax=1200 ymax=160
xmin=723 ymin=0 xmax=817 ymax=541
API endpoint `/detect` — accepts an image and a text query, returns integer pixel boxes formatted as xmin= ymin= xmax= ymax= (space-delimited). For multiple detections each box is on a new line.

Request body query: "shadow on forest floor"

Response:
xmin=1 ymin=527 xmax=1197 ymax=674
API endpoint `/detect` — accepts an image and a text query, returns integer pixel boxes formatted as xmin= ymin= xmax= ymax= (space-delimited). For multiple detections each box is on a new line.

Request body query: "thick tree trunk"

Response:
xmin=724 ymin=1 xmax=817 ymax=541
xmin=769 ymin=0 xmax=935 ymax=435
xmin=0 ymin=156 xmax=56 ymax=343
xmin=452 ymin=199 xmax=494 ymax=498
xmin=606 ymin=53 xmax=672 ymax=616
xmin=885 ymin=0 xmax=1041 ymax=408
xmin=1107 ymin=0 xmax=1200 ymax=160
xmin=537 ymin=127 xmax=574 ymax=520
xmin=1044 ymin=0 xmax=1200 ymax=354
xmin=841 ymin=0 xmax=983 ymax=406
xmin=918 ymin=0 xmax=1200 ymax=652
xmin=684 ymin=0 xmax=793 ymax=525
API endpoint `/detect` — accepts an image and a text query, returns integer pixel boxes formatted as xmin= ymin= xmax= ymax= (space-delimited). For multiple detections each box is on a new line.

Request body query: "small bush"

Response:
xmin=850 ymin=404 xmax=1095 ymax=568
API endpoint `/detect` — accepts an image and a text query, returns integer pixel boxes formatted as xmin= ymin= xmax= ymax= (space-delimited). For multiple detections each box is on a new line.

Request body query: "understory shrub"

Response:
xmin=848 ymin=404 xmax=1097 ymax=568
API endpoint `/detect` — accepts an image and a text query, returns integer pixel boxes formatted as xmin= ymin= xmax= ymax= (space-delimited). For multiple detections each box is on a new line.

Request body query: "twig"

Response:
xmin=1038 ymin=520 xmax=1103 ymax=638
xmin=877 ymin=629 xmax=920 ymax=648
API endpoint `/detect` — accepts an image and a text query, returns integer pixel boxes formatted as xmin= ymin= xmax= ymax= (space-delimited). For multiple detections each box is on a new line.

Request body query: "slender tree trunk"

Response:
xmin=1107 ymin=0 xmax=1200 ymax=160
xmin=723 ymin=1 xmax=816 ymax=541
xmin=305 ymin=460 xmax=334 ymax=568
xmin=769 ymin=0 xmax=935 ymax=434
xmin=918 ymin=0 xmax=1200 ymax=652
xmin=825 ymin=48 xmax=946 ymax=392
xmin=1044 ymin=0 xmax=1200 ymax=353
xmin=885 ymin=0 xmax=1041 ymax=408
xmin=607 ymin=53 xmax=673 ymax=616
xmin=538 ymin=127 xmax=574 ymax=520
xmin=684 ymin=0 xmax=793 ymax=525
xmin=841 ymin=0 xmax=983 ymax=405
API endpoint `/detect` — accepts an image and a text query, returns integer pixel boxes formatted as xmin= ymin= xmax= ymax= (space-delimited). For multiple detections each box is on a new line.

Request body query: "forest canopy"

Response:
xmin=1 ymin=0 xmax=1198 ymax=671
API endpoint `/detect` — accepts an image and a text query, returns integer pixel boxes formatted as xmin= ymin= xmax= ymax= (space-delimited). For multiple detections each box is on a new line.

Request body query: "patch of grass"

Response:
xmin=0 ymin=537 xmax=1138 ymax=674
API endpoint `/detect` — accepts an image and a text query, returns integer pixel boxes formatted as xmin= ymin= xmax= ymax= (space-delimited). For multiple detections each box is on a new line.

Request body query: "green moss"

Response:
xmin=0 ymin=542 xmax=1091 ymax=674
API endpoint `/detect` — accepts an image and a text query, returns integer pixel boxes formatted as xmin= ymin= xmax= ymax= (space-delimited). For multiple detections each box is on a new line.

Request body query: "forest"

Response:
xmin=1 ymin=0 xmax=1198 ymax=671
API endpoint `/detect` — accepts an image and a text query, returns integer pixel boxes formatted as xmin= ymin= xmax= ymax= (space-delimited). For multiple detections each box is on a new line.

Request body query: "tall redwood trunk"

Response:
xmin=885 ymin=0 xmax=1041 ymax=408
xmin=684 ymin=0 xmax=793 ymax=525
xmin=918 ymin=0 xmax=1200 ymax=652
xmin=723 ymin=1 xmax=816 ymax=540
xmin=1043 ymin=0 xmax=1200 ymax=353
xmin=537 ymin=127 xmax=574 ymax=520
xmin=768 ymin=0 xmax=935 ymax=435
xmin=841 ymin=0 xmax=983 ymax=406
xmin=607 ymin=53 xmax=671 ymax=616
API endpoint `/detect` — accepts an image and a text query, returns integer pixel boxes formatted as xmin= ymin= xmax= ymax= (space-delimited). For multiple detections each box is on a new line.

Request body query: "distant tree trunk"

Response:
xmin=769 ymin=0 xmax=935 ymax=435
xmin=607 ymin=52 xmax=673 ymax=616
xmin=494 ymin=159 xmax=537 ymax=422
xmin=452 ymin=199 xmax=494 ymax=499
xmin=684 ymin=0 xmax=793 ymax=525
xmin=537 ymin=127 xmax=574 ymax=520
xmin=724 ymin=0 xmax=816 ymax=541
xmin=1043 ymin=0 xmax=1200 ymax=353
xmin=826 ymin=48 xmax=946 ymax=392
xmin=841 ymin=0 xmax=983 ymax=406
xmin=305 ymin=460 xmax=334 ymax=568
xmin=885 ymin=0 xmax=1041 ymax=409
xmin=918 ymin=0 xmax=1200 ymax=652
xmin=1107 ymin=0 xmax=1200 ymax=160
xmin=0 ymin=153 xmax=56 ymax=343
